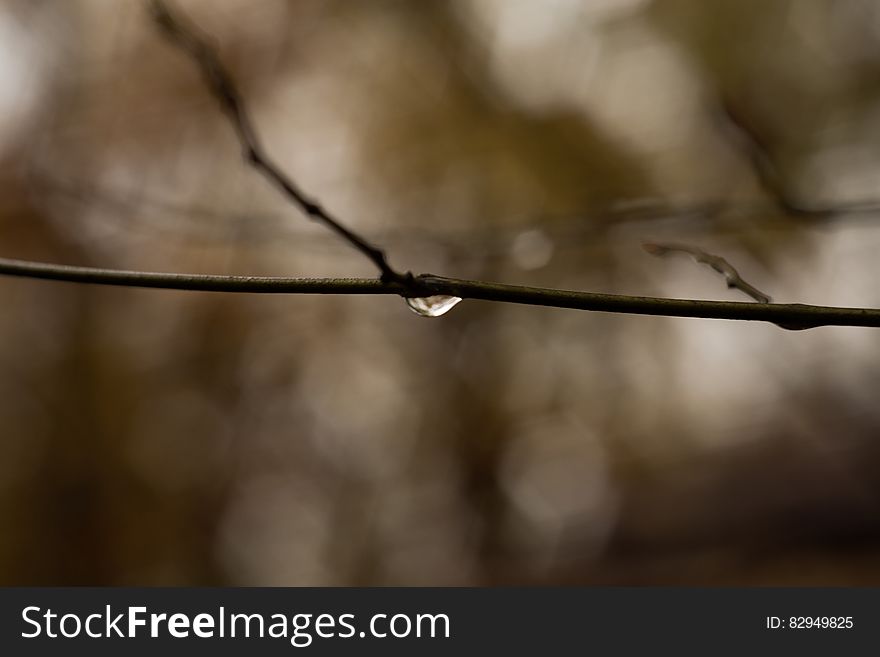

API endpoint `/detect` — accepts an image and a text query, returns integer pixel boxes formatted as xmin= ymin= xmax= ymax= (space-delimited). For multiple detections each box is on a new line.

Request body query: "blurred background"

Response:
xmin=2 ymin=0 xmax=880 ymax=585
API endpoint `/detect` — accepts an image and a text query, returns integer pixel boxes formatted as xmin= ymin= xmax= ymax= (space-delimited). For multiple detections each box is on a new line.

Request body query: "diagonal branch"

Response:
xmin=2 ymin=255 xmax=880 ymax=330
xmin=147 ymin=0 xmax=408 ymax=284
xmin=715 ymin=99 xmax=880 ymax=219
xmin=642 ymin=242 xmax=772 ymax=304
xmin=718 ymin=99 xmax=814 ymax=218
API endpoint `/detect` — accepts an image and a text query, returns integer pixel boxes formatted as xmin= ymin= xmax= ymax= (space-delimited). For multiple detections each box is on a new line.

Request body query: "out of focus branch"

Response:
xmin=30 ymin=169 xmax=880 ymax=253
xmin=2 ymin=255 xmax=880 ymax=330
xmin=642 ymin=242 xmax=772 ymax=303
xmin=147 ymin=0 xmax=408 ymax=284
xmin=718 ymin=99 xmax=880 ymax=219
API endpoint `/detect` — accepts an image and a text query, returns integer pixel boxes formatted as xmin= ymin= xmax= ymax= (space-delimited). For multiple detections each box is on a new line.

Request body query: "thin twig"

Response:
xmin=2 ymin=255 xmax=879 ymax=330
xmin=148 ymin=0 xmax=408 ymax=284
xmin=642 ymin=242 xmax=772 ymax=303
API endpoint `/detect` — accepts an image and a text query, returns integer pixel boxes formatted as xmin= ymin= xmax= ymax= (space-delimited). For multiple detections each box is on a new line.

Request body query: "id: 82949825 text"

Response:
xmin=765 ymin=616 xmax=853 ymax=630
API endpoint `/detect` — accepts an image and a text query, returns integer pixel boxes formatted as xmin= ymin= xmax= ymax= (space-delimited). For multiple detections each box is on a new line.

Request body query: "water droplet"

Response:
xmin=405 ymin=295 xmax=462 ymax=317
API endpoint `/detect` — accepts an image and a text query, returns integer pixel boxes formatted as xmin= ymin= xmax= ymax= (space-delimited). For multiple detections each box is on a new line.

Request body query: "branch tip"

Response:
xmin=642 ymin=241 xmax=772 ymax=304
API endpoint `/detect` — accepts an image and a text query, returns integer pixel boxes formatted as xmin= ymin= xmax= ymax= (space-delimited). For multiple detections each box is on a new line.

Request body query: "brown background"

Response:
xmin=1 ymin=0 xmax=880 ymax=585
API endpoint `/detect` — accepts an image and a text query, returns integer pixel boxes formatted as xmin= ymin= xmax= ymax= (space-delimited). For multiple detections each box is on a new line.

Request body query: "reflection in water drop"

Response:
xmin=405 ymin=295 xmax=463 ymax=317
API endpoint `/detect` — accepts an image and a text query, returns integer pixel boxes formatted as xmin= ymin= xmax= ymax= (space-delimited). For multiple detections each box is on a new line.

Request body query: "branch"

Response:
xmin=147 ymin=0 xmax=408 ymax=284
xmin=2 ymin=255 xmax=879 ymax=330
xmin=11 ymin=3 xmax=871 ymax=331
xmin=642 ymin=242 xmax=772 ymax=303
